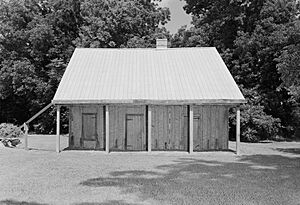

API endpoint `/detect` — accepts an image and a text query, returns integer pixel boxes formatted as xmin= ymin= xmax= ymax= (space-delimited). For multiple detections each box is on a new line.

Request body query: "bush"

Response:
xmin=229 ymin=104 xmax=281 ymax=142
xmin=0 ymin=123 xmax=24 ymax=138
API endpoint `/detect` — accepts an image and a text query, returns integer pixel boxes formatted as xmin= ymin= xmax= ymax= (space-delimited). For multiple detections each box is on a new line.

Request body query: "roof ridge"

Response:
xmin=75 ymin=47 xmax=216 ymax=50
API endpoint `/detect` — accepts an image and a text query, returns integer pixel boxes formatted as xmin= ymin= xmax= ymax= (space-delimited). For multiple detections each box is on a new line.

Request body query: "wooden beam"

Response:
xmin=147 ymin=106 xmax=152 ymax=153
xmin=19 ymin=103 xmax=53 ymax=130
xmin=26 ymin=103 xmax=53 ymax=125
xmin=189 ymin=105 xmax=193 ymax=154
xmin=56 ymin=105 xmax=60 ymax=153
xmin=24 ymin=123 xmax=28 ymax=150
xmin=236 ymin=106 xmax=240 ymax=155
xmin=105 ymin=105 xmax=109 ymax=153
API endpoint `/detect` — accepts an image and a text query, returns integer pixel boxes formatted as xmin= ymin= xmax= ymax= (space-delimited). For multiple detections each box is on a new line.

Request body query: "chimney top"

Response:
xmin=156 ymin=38 xmax=168 ymax=49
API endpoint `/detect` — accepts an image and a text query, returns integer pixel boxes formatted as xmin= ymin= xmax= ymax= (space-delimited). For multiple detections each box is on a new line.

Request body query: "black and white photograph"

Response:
xmin=0 ymin=0 xmax=300 ymax=204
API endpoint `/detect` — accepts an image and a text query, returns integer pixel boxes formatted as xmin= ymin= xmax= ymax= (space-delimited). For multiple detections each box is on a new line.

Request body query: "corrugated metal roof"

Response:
xmin=52 ymin=47 xmax=245 ymax=105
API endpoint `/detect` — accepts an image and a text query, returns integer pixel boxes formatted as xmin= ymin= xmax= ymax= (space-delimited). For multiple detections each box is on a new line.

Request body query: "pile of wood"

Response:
xmin=0 ymin=138 xmax=21 ymax=148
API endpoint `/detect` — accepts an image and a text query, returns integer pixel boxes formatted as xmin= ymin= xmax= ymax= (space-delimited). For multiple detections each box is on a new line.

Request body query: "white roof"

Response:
xmin=52 ymin=47 xmax=245 ymax=105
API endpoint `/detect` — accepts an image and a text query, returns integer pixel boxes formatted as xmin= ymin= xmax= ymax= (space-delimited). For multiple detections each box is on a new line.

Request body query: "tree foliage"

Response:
xmin=1 ymin=0 xmax=299 ymax=142
xmin=175 ymin=0 xmax=300 ymax=141
xmin=0 ymin=0 xmax=170 ymax=133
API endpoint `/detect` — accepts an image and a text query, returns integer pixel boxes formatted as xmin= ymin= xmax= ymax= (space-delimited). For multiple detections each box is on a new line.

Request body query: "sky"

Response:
xmin=158 ymin=0 xmax=192 ymax=34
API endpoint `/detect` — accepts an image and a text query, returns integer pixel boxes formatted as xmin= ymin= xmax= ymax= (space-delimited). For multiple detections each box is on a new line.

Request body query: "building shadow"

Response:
xmin=73 ymin=200 xmax=141 ymax=205
xmin=79 ymin=154 xmax=300 ymax=204
xmin=276 ymin=148 xmax=300 ymax=155
xmin=0 ymin=199 xmax=48 ymax=205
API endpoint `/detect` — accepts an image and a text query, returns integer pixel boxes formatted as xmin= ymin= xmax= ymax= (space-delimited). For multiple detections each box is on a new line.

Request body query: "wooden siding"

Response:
xmin=151 ymin=105 xmax=188 ymax=151
xmin=193 ymin=105 xmax=229 ymax=151
xmin=68 ymin=104 xmax=229 ymax=152
xmin=69 ymin=105 xmax=104 ymax=149
xmin=109 ymin=106 xmax=146 ymax=151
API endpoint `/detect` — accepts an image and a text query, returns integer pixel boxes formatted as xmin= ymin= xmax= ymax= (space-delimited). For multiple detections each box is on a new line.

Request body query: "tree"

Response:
xmin=0 ymin=0 xmax=82 ymax=132
xmin=177 ymin=0 xmax=300 ymax=140
xmin=75 ymin=0 xmax=170 ymax=48
xmin=276 ymin=20 xmax=300 ymax=100
xmin=0 ymin=0 xmax=170 ymax=133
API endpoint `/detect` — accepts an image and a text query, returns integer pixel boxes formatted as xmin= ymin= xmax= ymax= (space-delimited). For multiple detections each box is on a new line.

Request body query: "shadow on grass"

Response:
xmin=276 ymin=148 xmax=300 ymax=155
xmin=26 ymin=148 xmax=56 ymax=152
xmin=80 ymin=154 xmax=300 ymax=204
xmin=73 ymin=200 xmax=141 ymax=205
xmin=0 ymin=199 xmax=48 ymax=205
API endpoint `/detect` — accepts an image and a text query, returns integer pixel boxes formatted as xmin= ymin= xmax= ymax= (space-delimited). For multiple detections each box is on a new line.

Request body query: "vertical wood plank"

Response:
xmin=79 ymin=107 xmax=83 ymax=147
xmin=163 ymin=106 xmax=167 ymax=149
xmin=56 ymin=105 xmax=60 ymax=153
xmin=178 ymin=106 xmax=182 ymax=149
xmin=24 ymin=123 xmax=28 ymax=150
xmin=182 ymin=106 xmax=188 ymax=151
xmin=236 ymin=106 xmax=241 ymax=155
xmin=105 ymin=105 xmax=109 ymax=153
xmin=156 ymin=106 xmax=160 ymax=149
xmin=192 ymin=106 xmax=200 ymax=151
xmin=208 ymin=106 xmax=212 ymax=149
xmin=174 ymin=106 xmax=180 ymax=149
xmin=122 ymin=107 xmax=126 ymax=149
xmin=116 ymin=106 xmax=120 ymax=149
xmin=72 ymin=106 xmax=80 ymax=148
xmin=203 ymin=106 xmax=209 ymax=150
xmin=209 ymin=105 xmax=216 ymax=150
xmin=97 ymin=106 xmax=102 ymax=149
xmin=189 ymin=105 xmax=193 ymax=153
xmin=225 ymin=107 xmax=229 ymax=149
xmin=158 ymin=106 xmax=163 ymax=149
xmin=218 ymin=106 xmax=225 ymax=149
xmin=218 ymin=106 xmax=223 ymax=150
xmin=168 ymin=106 xmax=171 ymax=149
xmin=109 ymin=106 xmax=114 ymax=149
xmin=148 ymin=106 xmax=152 ymax=152
xmin=200 ymin=106 xmax=204 ymax=150
xmin=214 ymin=106 xmax=219 ymax=150
xmin=142 ymin=114 xmax=145 ymax=149
xmin=68 ymin=106 xmax=72 ymax=147
xmin=151 ymin=106 xmax=155 ymax=149
xmin=220 ymin=106 xmax=229 ymax=150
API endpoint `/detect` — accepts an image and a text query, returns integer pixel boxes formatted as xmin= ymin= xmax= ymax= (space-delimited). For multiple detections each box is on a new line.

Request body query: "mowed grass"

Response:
xmin=0 ymin=136 xmax=300 ymax=205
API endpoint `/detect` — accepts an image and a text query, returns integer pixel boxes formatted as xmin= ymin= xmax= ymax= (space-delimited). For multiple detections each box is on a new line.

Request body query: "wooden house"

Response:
xmin=52 ymin=39 xmax=246 ymax=153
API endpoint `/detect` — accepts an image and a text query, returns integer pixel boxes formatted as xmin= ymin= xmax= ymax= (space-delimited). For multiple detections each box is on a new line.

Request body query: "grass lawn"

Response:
xmin=0 ymin=135 xmax=300 ymax=205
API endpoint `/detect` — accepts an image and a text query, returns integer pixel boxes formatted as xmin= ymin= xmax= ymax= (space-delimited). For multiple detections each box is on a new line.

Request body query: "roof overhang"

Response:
xmin=52 ymin=99 xmax=247 ymax=106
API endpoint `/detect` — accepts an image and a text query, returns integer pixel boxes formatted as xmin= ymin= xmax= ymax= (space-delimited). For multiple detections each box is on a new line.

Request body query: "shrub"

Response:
xmin=0 ymin=123 xmax=23 ymax=138
xmin=229 ymin=104 xmax=282 ymax=142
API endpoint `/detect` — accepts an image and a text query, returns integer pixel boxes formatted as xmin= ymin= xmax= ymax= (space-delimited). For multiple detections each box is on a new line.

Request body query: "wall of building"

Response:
xmin=193 ymin=105 xmax=229 ymax=151
xmin=151 ymin=105 xmax=188 ymax=150
xmin=69 ymin=105 xmax=104 ymax=149
xmin=69 ymin=104 xmax=229 ymax=151
xmin=108 ymin=105 xmax=146 ymax=151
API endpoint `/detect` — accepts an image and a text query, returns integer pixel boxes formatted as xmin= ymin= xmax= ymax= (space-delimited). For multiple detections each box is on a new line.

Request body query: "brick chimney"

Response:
xmin=156 ymin=38 xmax=168 ymax=49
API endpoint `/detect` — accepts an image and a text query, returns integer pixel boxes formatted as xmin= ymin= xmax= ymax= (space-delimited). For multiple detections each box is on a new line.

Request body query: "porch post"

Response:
xmin=147 ymin=106 xmax=152 ymax=153
xmin=105 ymin=105 xmax=109 ymax=154
xmin=189 ymin=105 xmax=193 ymax=154
xmin=56 ymin=105 xmax=60 ymax=153
xmin=24 ymin=123 xmax=28 ymax=150
xmin=236 ymin=106 xmax=240 ymax=155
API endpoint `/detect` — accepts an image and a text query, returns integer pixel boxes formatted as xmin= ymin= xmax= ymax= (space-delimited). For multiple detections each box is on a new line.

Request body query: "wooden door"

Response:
xmin=82 ymin=113 xmax=97 ymax=140
xmin=125 ymin=114 xmax=145 ymax=151
xmin=82 ymin=113 xmax=98 ymax=150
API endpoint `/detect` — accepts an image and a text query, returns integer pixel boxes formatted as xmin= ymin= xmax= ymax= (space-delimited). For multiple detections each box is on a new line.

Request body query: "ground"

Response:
xmin=0 ymin=135 xmax=300 ymax=205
